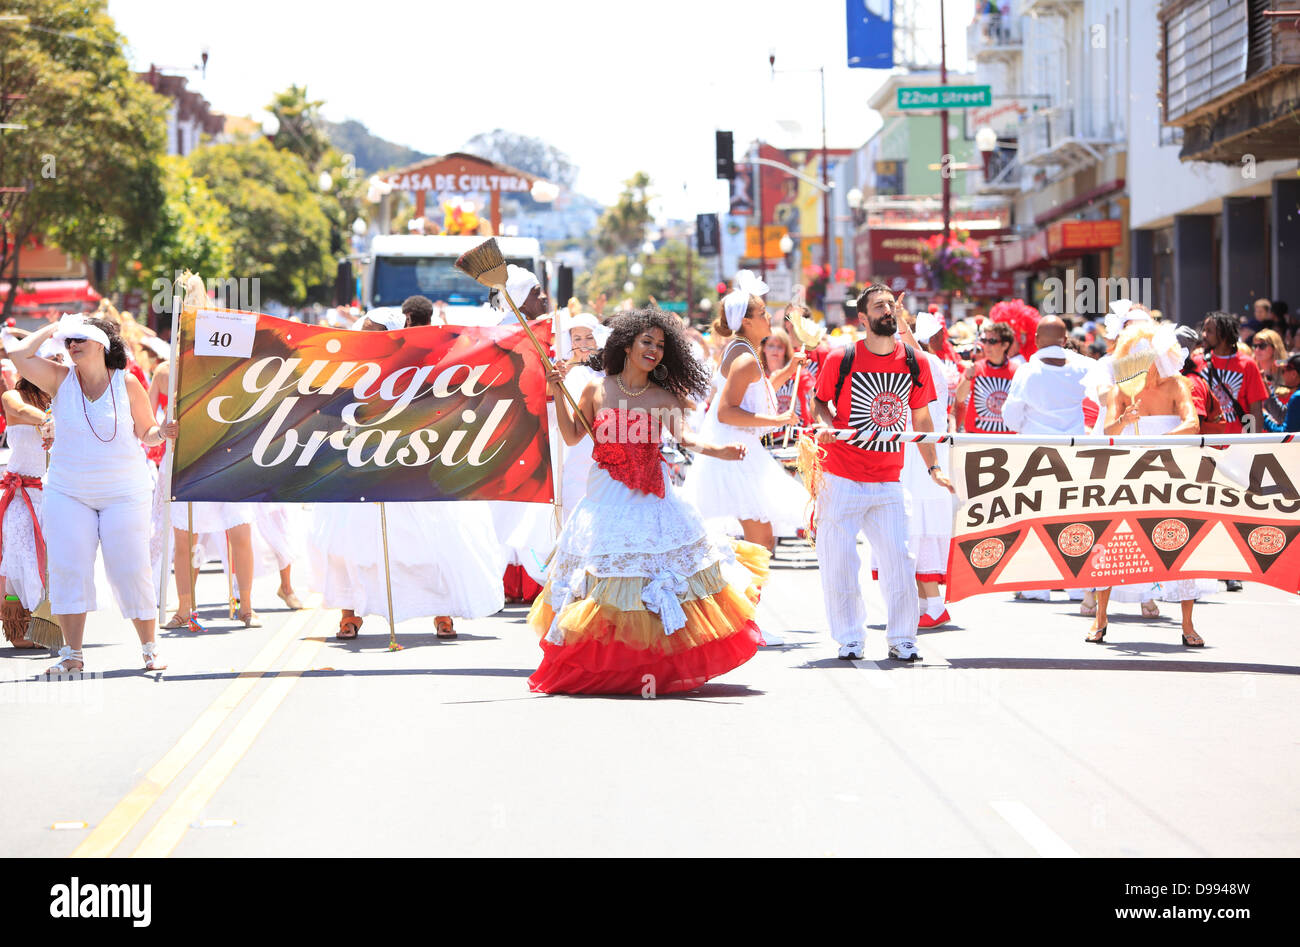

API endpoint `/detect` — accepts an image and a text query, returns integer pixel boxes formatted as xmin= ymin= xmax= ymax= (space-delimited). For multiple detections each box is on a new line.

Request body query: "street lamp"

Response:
xmin=317 ymin=170 xmax=333 ymax=192
xmin=351 ymin=217 xmax=367 ymax=236
xmin=778 ymin=233 xmax=795 ymax=255
xmin=629 ymin=262 xmax=644 ymax=278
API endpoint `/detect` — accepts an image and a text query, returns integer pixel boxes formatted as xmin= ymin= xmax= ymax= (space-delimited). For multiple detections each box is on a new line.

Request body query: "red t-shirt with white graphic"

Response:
xmin=815 ymin=340 xmax=937 ymax=483
xmin=1197 ymin=351 xmax=1268 ymax=432
xmin=964 ymin=359 xmax=1019 ymax=433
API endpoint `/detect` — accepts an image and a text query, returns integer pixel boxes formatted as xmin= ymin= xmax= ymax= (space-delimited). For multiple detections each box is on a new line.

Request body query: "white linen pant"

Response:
xmin=45 ymin=489 xmax=155 ymax=620
xmin=815 ymin=474 xmax=919 ymax=647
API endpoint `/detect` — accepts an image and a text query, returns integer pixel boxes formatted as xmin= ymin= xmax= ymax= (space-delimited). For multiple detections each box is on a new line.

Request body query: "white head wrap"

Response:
xmin=352 ymin=307 xmax=406 ymax=331
xmin=503 ymin=265 xmax=541 ymax=308
xmin=722 ymin=290 xmax=751 ymax=332
xmin=52 ymin=313 xmax=112 ymax=351
xmin=556 ymin=312 xmax=607 ymax=360
xmin=1150 ymin=322 xmax=1189 ymax=379
xmin=1103 ymin=298 xmax=1152 ymax=340
xmin=913 ymin=310 xmax=942 ymax=343
xmin=733 ymin=269 xmax=769 ymax=297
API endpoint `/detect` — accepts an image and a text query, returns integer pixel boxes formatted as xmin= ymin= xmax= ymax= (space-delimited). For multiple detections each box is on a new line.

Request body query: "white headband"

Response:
xmin=52 ymin=314 xmax=111 ymax=351
xmin=722 ymin=290 xmax=751 ymax=332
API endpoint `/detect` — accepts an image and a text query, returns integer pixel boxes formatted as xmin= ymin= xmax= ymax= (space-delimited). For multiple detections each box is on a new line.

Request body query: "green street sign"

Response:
xmin=658 ymin=300 xmax=688 ymax=312
xmin=897 ymin=85 xmax=992 ymax=110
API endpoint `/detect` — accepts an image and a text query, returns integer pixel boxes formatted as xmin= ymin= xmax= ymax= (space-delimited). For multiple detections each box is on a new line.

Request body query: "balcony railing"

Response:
xmin=967 ymin=13 xmax=1023 ymax=62
xmin=1018 ymin=106 xmax=1120 ymax=168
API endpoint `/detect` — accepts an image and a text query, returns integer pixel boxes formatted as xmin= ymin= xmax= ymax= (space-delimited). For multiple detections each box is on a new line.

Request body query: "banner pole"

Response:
xmin=379 ymin=501 xmax=397 ymax=650
xmin=157 ymin=290 xmax=181 ymax=625
xmin=786 ymin=428 xmax=1298 ymax=448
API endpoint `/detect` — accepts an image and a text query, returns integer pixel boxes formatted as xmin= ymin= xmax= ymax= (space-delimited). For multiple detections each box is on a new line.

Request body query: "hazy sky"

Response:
xmin=108 ymin=0 xmax=974 ymax=221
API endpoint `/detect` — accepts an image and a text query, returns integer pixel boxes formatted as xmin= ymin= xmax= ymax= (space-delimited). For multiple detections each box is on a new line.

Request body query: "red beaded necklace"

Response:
xmin=77 ymin=368 xmax=117 ymax=443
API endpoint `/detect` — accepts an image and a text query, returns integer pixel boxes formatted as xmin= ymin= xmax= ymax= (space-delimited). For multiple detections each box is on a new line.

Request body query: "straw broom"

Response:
xmin=1111 ymin=344 xmax=1156 ymax=435
xmin=783 ymin=290 xmax=824 ymax=448
xmin=454 ymin=239 xmax=594 ymax=439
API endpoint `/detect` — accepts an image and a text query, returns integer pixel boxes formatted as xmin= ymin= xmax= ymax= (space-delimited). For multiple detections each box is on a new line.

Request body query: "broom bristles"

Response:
xmin=1112 ymin=348 xmax=1155 ymax=397
xmin=454 ymin=239 xmax=509 ymax=288
xmin=28 ymin=615 xmax=63 ymax=650
xmin=794 ymin=432 xmax=827 ymax=547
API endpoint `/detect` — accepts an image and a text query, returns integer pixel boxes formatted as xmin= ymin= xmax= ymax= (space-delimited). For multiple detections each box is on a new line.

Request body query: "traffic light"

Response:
xmin=716 ymin=131 xmax=734 ymax=180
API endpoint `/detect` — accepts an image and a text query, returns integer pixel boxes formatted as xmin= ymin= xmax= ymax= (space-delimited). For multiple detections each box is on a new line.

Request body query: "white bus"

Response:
xmin=364 ymin=234 xmax=545 ymax=324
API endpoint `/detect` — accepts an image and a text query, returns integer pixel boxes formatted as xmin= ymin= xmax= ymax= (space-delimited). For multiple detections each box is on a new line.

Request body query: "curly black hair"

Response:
xmin=86 ymin=316 xmax=129 ymax=370
xmin=602 ymin=309 xmax=711 ymax=401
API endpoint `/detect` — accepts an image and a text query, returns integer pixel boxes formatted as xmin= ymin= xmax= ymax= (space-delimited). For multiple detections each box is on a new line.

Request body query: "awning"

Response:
xmin=989 ymin=219 xmax=1121 ymax=272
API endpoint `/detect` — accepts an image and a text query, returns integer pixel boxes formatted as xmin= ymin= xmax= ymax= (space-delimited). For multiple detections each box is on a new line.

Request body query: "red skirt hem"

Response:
xmin=528 ymin=620 xmax=763 ymax=695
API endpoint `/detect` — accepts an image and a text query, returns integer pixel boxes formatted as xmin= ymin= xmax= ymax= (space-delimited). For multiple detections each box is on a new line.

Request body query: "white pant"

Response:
xmin=45 ymin=489 xmax=155 ymax=620
xmin=815 ymin=474 xmax=919 ymax=647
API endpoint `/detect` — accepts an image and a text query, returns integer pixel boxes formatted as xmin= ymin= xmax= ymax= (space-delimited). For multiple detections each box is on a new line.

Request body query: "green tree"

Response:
xmin=118 ymin=156 xmax=232 ymax=295
xmin=0 ymin=0 xmax=168 ymax=316
xmin=187 ymin=139 xmax=333 ymax=304
xmin=268 ymin=84 xmax=332 ymax=170
xmin=578 ymin=239 xmax=711 ymax=310
xmin=593 ymin=172 xmax=653 ymax=256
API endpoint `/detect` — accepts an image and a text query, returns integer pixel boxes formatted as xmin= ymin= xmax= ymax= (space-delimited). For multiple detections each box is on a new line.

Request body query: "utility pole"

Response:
xmin=940 ymin=0 xmax=951 ymax=249
xmin=820 ymin=66 xmax=831 ymax=273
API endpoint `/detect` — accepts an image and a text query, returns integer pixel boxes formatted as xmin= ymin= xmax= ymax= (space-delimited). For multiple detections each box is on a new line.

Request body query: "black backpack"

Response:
xmin=824 ymin=342 xmax=922 ymax=416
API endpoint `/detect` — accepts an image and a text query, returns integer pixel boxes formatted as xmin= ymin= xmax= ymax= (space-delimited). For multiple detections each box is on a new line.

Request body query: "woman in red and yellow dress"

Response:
xmin=528 ymin=309 xmax=768 ymax=695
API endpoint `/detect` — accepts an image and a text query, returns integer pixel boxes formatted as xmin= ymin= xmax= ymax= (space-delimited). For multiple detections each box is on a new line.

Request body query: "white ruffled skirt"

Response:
xmin=682 ymin=420 xmax=809 ymax=537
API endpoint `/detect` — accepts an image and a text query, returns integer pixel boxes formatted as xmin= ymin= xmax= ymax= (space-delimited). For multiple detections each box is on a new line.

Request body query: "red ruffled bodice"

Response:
xmin=591 ymin=408 xmax=664 ymax=498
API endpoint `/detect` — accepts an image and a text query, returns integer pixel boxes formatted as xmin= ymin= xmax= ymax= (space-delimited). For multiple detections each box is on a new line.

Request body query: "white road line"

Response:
xmin=991 ymin=801 xmax=1080 ymax=858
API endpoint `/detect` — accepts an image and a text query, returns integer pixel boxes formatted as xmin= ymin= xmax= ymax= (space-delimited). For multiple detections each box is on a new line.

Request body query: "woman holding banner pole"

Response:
xmin=5 ymin=315 xmax=174 ymax=673
xmin=1087 ymin=322 xmax=1214 ymax=647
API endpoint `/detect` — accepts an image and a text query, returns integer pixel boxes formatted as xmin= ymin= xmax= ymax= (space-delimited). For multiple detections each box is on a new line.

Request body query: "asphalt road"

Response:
xmin=3 ymin=539 xmax=1297 ymax=858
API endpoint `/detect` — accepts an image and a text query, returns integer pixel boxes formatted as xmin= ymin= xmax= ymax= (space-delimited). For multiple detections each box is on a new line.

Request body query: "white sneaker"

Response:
xmin=837 ymin=642 xmax=864 ymax=660
xmin=888 ymin=641 xmax=921 ymax=662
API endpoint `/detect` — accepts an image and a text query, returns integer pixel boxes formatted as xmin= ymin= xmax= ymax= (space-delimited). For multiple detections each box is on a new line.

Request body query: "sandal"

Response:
xmin=1085 ymin=624 xmax=1107 ymax=643
xmin=435 ymin=616 xmax=457 ymax=639
xmin=1140 ymin=600 xmax=1160 ymax=619
xmin=142 ymin=641 xmax=168 ymax=671
xmin=45 ymin=646 xmax=84 ymax=675
xmin=337 ymin=615 xmax=362 ymax=640
xmin=238 ymin=610 xmax=262 ymax=628
xmin=163 ymin=611 xmax=204 ymax=632
xmin=276 ymin=588 xmax=304 ymax=610
xmin=1181 ymin=629 xmax=1205 ymax=647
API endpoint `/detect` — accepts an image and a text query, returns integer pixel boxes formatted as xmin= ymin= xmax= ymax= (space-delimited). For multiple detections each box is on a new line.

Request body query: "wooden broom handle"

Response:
xmin=498 ymin=291 xmax=596 ymax=438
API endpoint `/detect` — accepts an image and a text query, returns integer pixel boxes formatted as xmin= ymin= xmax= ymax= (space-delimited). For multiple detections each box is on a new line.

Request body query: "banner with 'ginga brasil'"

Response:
xmin=170 ymin=307 xmax=554 ymax=503
xmin=946 ymin=440 xmax=1300 ymax=601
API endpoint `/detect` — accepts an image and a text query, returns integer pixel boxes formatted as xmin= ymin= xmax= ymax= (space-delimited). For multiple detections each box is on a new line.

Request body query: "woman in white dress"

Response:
xmin=685 ymin=290 xmax=807 ymax=551
xmin=315 ymin=310 xmax=506 ymax=640
xmin=1087 ymin=322 xmax=1213 ymax=647
xmin=0 ymin=358 xmax=55 ymax=648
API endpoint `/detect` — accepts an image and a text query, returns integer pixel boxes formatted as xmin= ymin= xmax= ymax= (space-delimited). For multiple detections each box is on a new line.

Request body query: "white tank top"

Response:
xmin=46 ymin=368 xmax=150 ymax=500
xmin=4 ymin=423 xmax=47 ymax=478
xmin=713 ymin=340 xmax=777 ymax=436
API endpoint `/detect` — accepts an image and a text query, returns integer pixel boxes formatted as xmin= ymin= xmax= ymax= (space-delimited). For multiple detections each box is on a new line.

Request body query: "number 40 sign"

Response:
xmin=193 ymin=310 xmax=259 ymax=359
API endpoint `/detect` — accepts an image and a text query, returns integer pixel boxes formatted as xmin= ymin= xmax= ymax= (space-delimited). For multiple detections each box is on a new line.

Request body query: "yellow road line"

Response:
xmin=130 ymin=634 xmax=327 ymax=858
xmin=71 ymin=596 xmax=323 ymax=859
